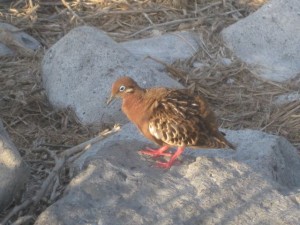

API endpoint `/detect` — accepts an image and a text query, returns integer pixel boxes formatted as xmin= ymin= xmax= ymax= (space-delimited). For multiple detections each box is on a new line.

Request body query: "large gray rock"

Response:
xmin=42 ymin=26 xmax=182 ymax=126
xmin=0 ymin=22 xmax=41 ymax=56
xmin=35 ymin=124 xmax=300 ymax=225
xmin=0 ymin=119 xmax=29 ymax=211
xmin=222 ymin=0 xmax=300 ymax=82
xmin=121 ymin=31 xmax=201 ymax=71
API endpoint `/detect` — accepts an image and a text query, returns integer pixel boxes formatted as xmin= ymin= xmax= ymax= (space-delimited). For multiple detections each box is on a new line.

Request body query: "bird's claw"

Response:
xmin=140 ymin=147 xmax=172 ymax=158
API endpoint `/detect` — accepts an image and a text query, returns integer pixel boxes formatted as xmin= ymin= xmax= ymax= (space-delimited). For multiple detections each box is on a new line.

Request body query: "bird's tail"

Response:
xmin=214 ymin=132 xmax=236 ymax=150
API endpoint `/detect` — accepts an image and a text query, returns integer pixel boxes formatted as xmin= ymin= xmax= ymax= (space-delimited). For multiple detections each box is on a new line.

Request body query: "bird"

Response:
xmin=107 ymin=76 xmax=235 ymax=169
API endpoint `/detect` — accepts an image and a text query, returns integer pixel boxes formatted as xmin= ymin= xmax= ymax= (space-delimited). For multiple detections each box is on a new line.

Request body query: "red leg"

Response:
xmin=139 ymin=146 xmax=171 ymax=157
xmin=156 ymin=147 xmax=185 ymax=169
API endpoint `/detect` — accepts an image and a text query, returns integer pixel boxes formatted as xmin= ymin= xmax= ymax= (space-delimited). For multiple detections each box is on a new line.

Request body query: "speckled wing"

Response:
xmin=148 ymin=90 xmax=231 ymax=148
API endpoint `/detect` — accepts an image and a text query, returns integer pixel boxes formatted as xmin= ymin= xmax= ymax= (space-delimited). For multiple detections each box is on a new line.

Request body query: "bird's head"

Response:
xmin=107 ymin=76 xmax=142 ymax=104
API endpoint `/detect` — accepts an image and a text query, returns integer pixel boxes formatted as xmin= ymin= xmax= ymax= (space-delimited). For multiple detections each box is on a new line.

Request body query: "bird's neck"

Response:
xmin=122 ymin=89 xmax=151 ymax=125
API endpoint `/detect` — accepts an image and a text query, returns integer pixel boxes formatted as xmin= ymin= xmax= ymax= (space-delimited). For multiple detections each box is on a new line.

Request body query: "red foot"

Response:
xmin=139 ymin=146 xmax=171 ymax=158
xmin=155 ymin=146 xmax=185 ymax=169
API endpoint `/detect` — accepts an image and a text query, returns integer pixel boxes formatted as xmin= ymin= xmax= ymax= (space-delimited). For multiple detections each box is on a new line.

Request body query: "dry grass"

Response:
xmin=1 ymin=0 xmax=299 ymax=224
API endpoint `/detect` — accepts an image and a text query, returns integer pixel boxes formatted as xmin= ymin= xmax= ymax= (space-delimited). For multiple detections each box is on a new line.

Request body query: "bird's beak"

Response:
xmin=106 ymin=95 xmax=115 ymax=105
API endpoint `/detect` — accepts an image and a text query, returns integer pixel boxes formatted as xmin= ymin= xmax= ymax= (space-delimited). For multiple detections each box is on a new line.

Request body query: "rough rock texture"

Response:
xmin=35 ymin=124 xmax=300 ymax=225
xmin=0 ymin=119 xmax=29 ymax=211
xmin=0 ymin=22 xmax=41 ymax=56
xmin=121 ymin=31 xmax=200 ymax=71
xmin=42 ymin=26 xmax=182 ymax=126
xmin=222 ymin=0 xmax=300 ymax=82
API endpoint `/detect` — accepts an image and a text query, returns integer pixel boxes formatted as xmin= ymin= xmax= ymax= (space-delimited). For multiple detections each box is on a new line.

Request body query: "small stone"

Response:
xmin=151 ymin=29 xmax=162 ymax=36
xmin=192 ymin=62 xmax=207 ymax=69
xmin=226 ymin=78 xmax=235 ymax=84
xmin=0 ymin=22 xmax=40 ymax=57
xmin=5 ymin=79 xmax=16 ymax=87
xmin=274 ymin=91 xmax=300 ymax=105
xmin=220 ymin=57 xmax=233 ymax=66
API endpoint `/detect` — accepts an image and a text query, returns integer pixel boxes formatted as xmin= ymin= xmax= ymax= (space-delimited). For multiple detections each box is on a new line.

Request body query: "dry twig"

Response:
xmin=60 ymin=124 xmax=121 ymax=159
xmin=10 ymin=215 xmax=34 ymax=225
xmin=61 ymin=0 xmax=85 ymax=24
xmin=128 ymin=18 xmax=200 ymax=37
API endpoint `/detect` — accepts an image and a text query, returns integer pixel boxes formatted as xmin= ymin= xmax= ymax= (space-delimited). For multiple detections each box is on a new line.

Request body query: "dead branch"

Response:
xmin=10 ymin=215 xmax=34 ymax=225
xmin=60 ymin=124 xmax=121 ymax=158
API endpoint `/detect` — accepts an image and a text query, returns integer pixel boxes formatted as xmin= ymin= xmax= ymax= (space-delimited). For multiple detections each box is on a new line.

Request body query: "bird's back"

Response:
xmin=145 ymin=88 xmax=234 ymax=149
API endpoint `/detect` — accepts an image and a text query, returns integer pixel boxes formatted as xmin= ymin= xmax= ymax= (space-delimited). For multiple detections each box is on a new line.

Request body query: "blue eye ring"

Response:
xmin=119 ymin=85 xmax=126 ymax=92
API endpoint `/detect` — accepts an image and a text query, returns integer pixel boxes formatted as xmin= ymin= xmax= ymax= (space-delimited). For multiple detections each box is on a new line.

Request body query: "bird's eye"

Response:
xmin=119 ymin=85 xmax=126 ymax=92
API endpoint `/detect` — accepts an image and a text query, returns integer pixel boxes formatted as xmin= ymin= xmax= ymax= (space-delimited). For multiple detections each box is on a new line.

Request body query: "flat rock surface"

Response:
xmin=0 ymin=22 xmax=41 ymax=56
xmin=42 ymin=26 xmax=182 ymax=126
xmin=222 ymin=0 xmax=300 ymax=82
xmin=0 ymin=119 xmax=29 ymax=211
xmin=121 ymin=31 xmax=200 ymax=71
xmin=35 ymin=124 xmax=300 ymax=225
